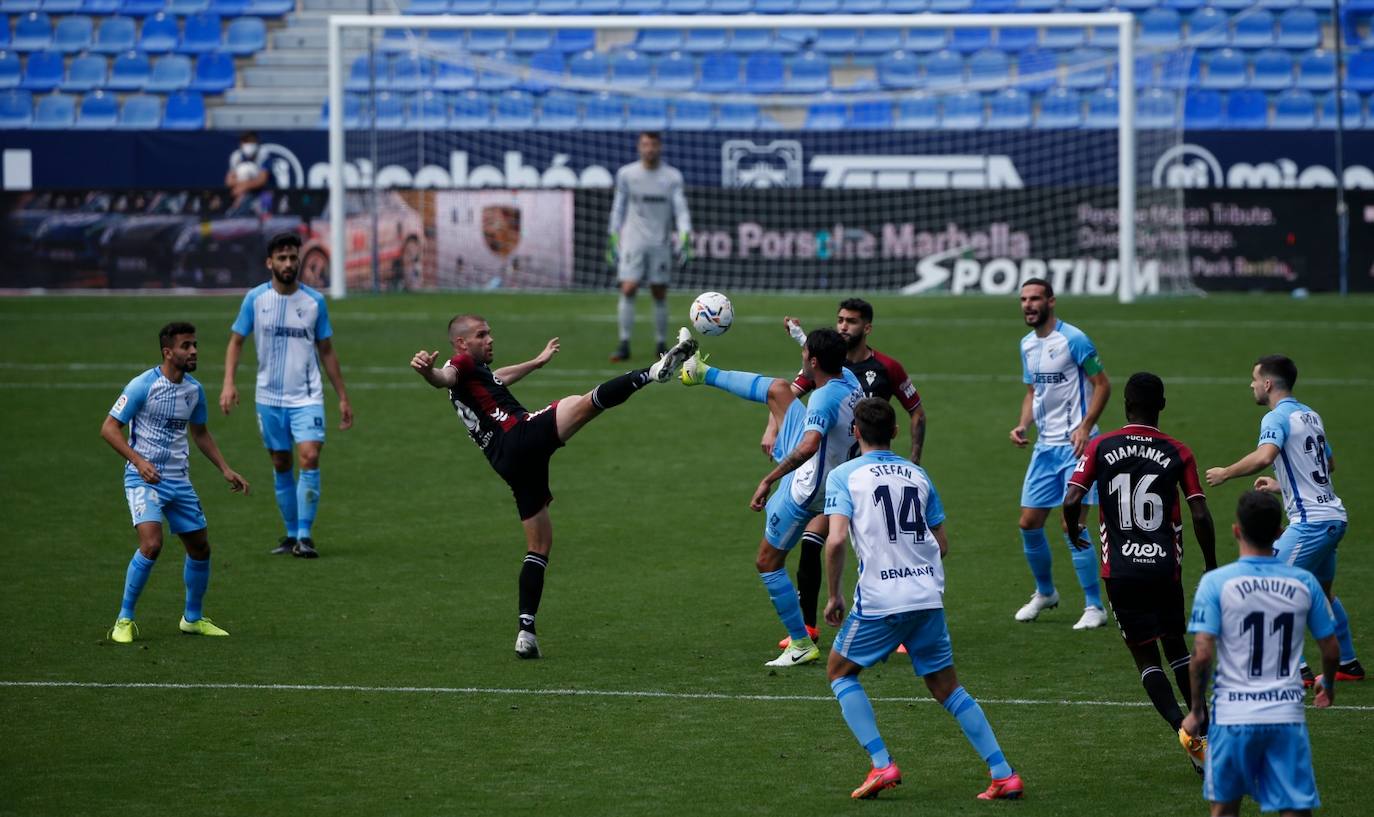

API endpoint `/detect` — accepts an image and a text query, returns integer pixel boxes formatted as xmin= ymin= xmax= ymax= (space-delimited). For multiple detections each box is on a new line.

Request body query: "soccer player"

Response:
xmin=606 ymin=131 xmax=691 ymax=362
xmin=1010 ymin=277 xmax=1111 ymax=629
xmin=411 ymin=316 xmax=697 ymax=659
xmin=766 ymin=298 xmax=927 ymax=649
xmin=1182 ymin=490 xmax=1340 ymax=817
xmin=681 ymin=329 xmax=862 ymax=666
xmin=101 ymin=322 xmax=250 ymax=643
xmin=1063 ymin=372 xmax=1217 ymax=772
xmin=1204 ymin=355 xmax=1362 ymax=683
xmin=823 ymin=398 xmax=1022 ymax=801
xmin=220 ymin=232 xmax=353 ymax=559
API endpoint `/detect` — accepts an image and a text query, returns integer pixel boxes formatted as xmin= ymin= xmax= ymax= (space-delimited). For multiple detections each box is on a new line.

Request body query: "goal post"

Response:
xmin=329 ymin=12 xmax=1155 ymax=301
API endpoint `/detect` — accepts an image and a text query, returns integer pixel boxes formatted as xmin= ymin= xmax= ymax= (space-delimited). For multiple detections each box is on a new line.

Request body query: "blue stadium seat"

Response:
xmin=1201 ymin=49 xmax=1246 ymax=90
xmin=1318 ymin=90 xmax=1364 ymax=129
xmin=1155 ymin=50 xmax=1199 ymax=90
xmin=1249 ymin=49 xmax=1293 ymax=90
xmin=146 ymin=53 xmax=191 ymax=90
xmin=903 ymin=27 xmax=946 ymax=54
xmin=967 ymin=49 xmax=1008 ymax=86
xmin=788 ymin=50 xmax=829 ymax=92
xmin=21 ymin=49 xmax=63 ymax=90
xmin=663 ymin=0 xmax=706 ymax=11
xmin=108 ymin=50 xmax=149 ymax=90
xmin=1016 ymin=49 xmax=1056 ymax=93
xmin=92 ymin=16 xmax=135 ymax=53
xmin=536 ymin=91 xmax=578 ymax=128
xmin=1041 ymin=26 xmax=1085 ymax=50
xmin=1209 ymin=0 xmax=1251 ymax=7
xmin=582 ymin=91 xmax=624 ymax=127
xmin=1165 ymin=0 xmax=1205 ymax=11
xmin=0 ymin=88 xmax=33 ymax=126
xmin=346 ymin=55 xmax=375 ymax=92
xmin=804 ymin=100 xmax=845 ymax=130
xmin=894 ymin=93 xmax=936 ymax=128
xmin=1347 ymin=53 xmax=1374 ymax=93
xmin=448 ymin=0 xmax=490 ymax=10
xmin=522 ymin=48 xmax=563 ymax=92
xmin=1061 ymin=0 xmax=1106 ymax=9
xmin=389 ymin=54 xmax=429 ymax=91
xmin=553 ymin=29 xmax=594 ymax=53
xmin=729 ymin=28 xmax=770 ymax=53
xmin=997 ymin=27 xmax=1037 ymax=52
xmin=652 ymin=51 xmax=693 ymax=90
xmin=1183 ymin=88 xmax=1223 ymax=127
xmin=0 ymin=18 xmax=7 ymax=50
xmin=244 ymin=0 xmax=291 ymax=12
xmin=626 ymin=97 xmax=667 ymax=129
xmin=609 ymin=49 xmax=650 ymax=89
xmin=1185 ymin=8 xmax=1228 ymax=48
xmin=224 ymin=17 xmax=264 ymax=55
xmin=1136 ymin=87 xmax=1178 ymax=128
xmin=1295 ymin=49 xmax=1334 ymax=90
xmin=697 ymin=52 xmax=738 ymax=92
xmin=576 ymin=0 xmax=617 ymax=10
xmin=405 ymin=89 xmax=447 ymax=126
xmin=986 ymin=87 xmax=1030 ymax=128
xmin=63 ymin=53 xmax=106 ymax=90
xmin=533 ymin=0 xmax=574 ymax=12
xmin=924 ymin=49 xmax=963 ymax=88
xmin=53 ymin=15 xmax=92 ymax=53
xmin=117 ymin=92 xmax=160 ymax=127
xmin=209 ymin=0 xmax=248 ymax=14
xmin=634 ymin=29 xmax=680 ymax=54
xmin=34 ymin=91 xmax=75 ymax=126
xmin=568 ymin=49 xmax=607 ymax=82
xmin=704 ymin=0 xmax=747 ymax=11
xmin=191 ymin=50 xmax=233 ymax=92
xmin=744 ymin=51 xmax=783 ymax=93
xmin=1083 ymin=87 xmax=1117 ymax=128
xmin=815 ymin=27 xmax=857 ymax=54
xmin=0 ymin=52 xmax=20 ymax=89
xmin=715 ymin=101 xmax=759 ymax=128
xmin=140 ymin=13 xmax=179 ymax=54
xmin=425 ymin=29 xmax=462 ymax=52
xmin=474 ymin=50 xmax=517 ymax=90
xmin=754 ymin=0 xmax=792 ymax=11
xmin=405 ymin=0 xmax=447 ymax=12
xmin=940 ymin=89 xmax=982 ymax=128
xmin=466 ymin=28 xmax=507 ymax=52
xmin=377 ymin=28 xmax=414 ymax=54
xmin=949 ymin=26 xmax=991 ymax=54
xmin=118 ymin=0 xmax=162 ymax=12
xmin=179 ymin=13 xmax=222 ymax=54
xmin=13 ymin=12 xmax=52 ymax=51
xmin=1139 ymin=8 xmax=1182 ymax=48
xmin=1225 ymin=88 xmax=1267 ymax=128
xmin=2 ymin=0 xmax=41 ymax=10
xmin=433 ymin=59 xmax=476 ymax=91
xmin=1115 ymin=55 xmax=1156 ymax=89
xmin=371 ymin=90 xmax=403 ymax=127
xmin=1014 ymin=0 xmax=1054 ymax=9
xmin=669 ymin=99 xmax=711 ymax=128
xmin=1087 ymin=24 xmax=1118 ymax=48
xmin=1063 ymin=48 xmax=1109 ymax=90
xmin=847 ymin=99 xmax=891 ymax=129
xmin=43 ymin=0 xmax=83 ymax=12
xmin=1276 ymin=9 xmax=1319 ymax=49
xmin=74 ymin=87 xmax=117 ymax=126
xmin=798 ymin=0 xmax=838 ymax=12
xmin=162 ymin=88 xmax=203 ymax=127
xmin=1272 ymin=88 xmax=1315 ymax=128
xmin=1232 ymin=11 xmax=1275 ymax=49
xmin=683 ymin=28 xmax=726 ymax=53
xmin=449 ymin=89 xmax=490 ymax=127
xmin=1036 ymin=87 xmax=1081 ymax=128
xmin=885 ymin=0 xmax=927 ymax=10
xmin=929 ymin=0 xmax=970 ymax=9
xmin=877 ymin=50 xmax=919 ymax=89
xmin=167 ymin=0 xmax=209 ymax=13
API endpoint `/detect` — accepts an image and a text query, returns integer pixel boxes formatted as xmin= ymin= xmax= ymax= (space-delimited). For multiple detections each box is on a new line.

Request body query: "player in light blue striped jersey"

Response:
xmin=823 ymin=398 xmax=1022 ymax=802
xmin=1206 ymin=355 xmax=1362 ymax=684
xmin=100 ymin=322 xmax=249 ymax=643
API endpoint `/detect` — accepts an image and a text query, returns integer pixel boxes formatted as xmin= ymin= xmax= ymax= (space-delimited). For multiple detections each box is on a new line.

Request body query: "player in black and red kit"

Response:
xmin=1063 ymin=372 xmax=1217 ymax=772
xmin=766 ymin=298 xmax=928 ymax=648
xmin=411 ymin=314 xmax=697 ymax=659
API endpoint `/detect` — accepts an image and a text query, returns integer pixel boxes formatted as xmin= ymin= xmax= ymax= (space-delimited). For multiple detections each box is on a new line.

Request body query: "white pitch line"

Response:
xmin=2 ymin=680 xmax=1372 ymax=712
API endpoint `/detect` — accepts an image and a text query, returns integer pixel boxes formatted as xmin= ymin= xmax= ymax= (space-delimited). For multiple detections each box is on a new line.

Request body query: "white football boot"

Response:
xmin=1073 ymin=606 xmax=1109 ymax=630
xmin=1014 ymin=590 xmax=1060 ymax=622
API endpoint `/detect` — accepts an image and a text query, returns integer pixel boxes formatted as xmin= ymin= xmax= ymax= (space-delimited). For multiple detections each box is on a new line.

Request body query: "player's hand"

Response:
xmin=749 ymin=480 xmax=771 ymax=512
xmin=760 ymin=428 xmax=777 ymax=458
xmin=338 ymin=397 xmax=354 ymax=431
xmin=1180 ymin=712 xmax=1205 ymax=741
xmin=219 ymin=383 xmax=238 ymax=415
xmin=1067 ymin=528 xmax=1089 ymax=550
xmin=1009 ymin=425 xmax=1029 ymax=448
xmin=674 ymin=231 xmax=692 ymax=270
xmin=222 ymin=467 xmax=250 ymax=495
xmin=411 ymin=350 xmax=439 ymax=375
xmin=535 ymin=337 xmax=560 ymax=367
xmin=1070 ymin=424 xmax=1091 ymax=458
xmin=605 ymin=234 xmax=619 ymax=267
xmin=134 ymin=457 xmax=161 ymax=485
xmin=1254 ymin=476 xmax=1280 ymax=493
xmin=824 ymin=595 xmax=847 ymax=628
xmin=1313 ymin=677 xmax=1334 ymax=708
xmin=783 ymin=317 xmax=806 ymax=347
xmin=1205 ymin=467 xmax=1228 ymax=487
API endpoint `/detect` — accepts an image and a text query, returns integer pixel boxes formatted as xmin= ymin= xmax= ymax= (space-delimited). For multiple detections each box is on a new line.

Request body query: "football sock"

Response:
xmin=591 ymin=368 xmax=653 ymax=409
xmin=1019 ymin=528 xmax=1055 ymax=596
xmin=796 ymin=532 xmax=825 ymax=629
xmin=1066 ymin=530 xmax=1103 ymax=608
xmin=831 ymin=676 xmax=891 ymax=769
xmin=296 ymin=468 xmax=320 ymax=540
xmin=119 ymin=550 xmax=156 ymax=620
xmin=617 ymin=292 xmax=635 ymax=343
xmin=183 ymin=555 xmax=210 ymax=622
xmin=703 ymin=368 xmax=771 ymax=404
xmin=1161 ymin=635 xmax=1193 ymax=710
xmin=1140 ymin=665 xmax=1184 ymax=731
xmin=942 ymin=686 xmax=1013 ymax=780
xmin=1331 ymin=596 xmax=1356 ymax=663
xmin=273 ymin=469 xmax=297 ymax=539
xmin=518 ymin=551 xmax=548 ymax=633
xmin=653 ymin=297 xmax=668 ymax=346
xmin=761 ymin=568 xmax=809 ymax=642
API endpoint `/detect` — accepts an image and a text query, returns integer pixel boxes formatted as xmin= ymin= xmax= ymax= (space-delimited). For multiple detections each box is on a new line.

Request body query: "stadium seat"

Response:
xmin=651 ymin=51 xmax=693 ymax=91
xmin=664 ymin=0 xmax=707 ymax=11
xmin=968 ymin=49 xmax=1008 ymax=87
xmin=0 ymin=18 xmax=7 ymax=51
xmin=1201 ymin=49 xmax=1246 ymax=90
xmin=466 ymin=28 xmax=507 ymax=53
xmin=1063 ymin=49 xmax=1110 ymax=90
xmin=1347 ymin=53 xmax=1374 ymax=93
xmin=1083 ymin=87 xmax=1117 ymax=128
xmin=1165 ymin=0 xmax=1205 ymax=11
xmin=1295 ymin=50 xmax=1334 ymax=91
xmin=12 ymin=12 xmax=52 ymax=51
xmin=434 ymin=59 xmax=476 ymax=91
xmin=1249 ymin=49 xmax=1294 ymax=91
xmin=683 ymin=28 xmax=727 ymax=53
xmin=582 ymin=92 xmax=624 ymax=128
xmin=167 ymin=0 xmax=209 ymax=13
xmin=1087 ymin=25 xmax=1118 ymax=48
xmin=885 ymin=0 xmax=927 ymax=9
xmin=971 ymin=0 xmax=1012 ymax=9
xmin=949 ymin=26 xmax=991 ymax=54
xmin=877 ymin=50 xmax=919 ymax=89
xmin=568 ymin=49 xmax=607 ymax=83
xmin=924 ymin=49 xmax=963 ymax=88
xmin=43 ymin=0 xmax=83 ymax=11
xmin=377 ymin=28 xmax=415 ymax=52
xmin=0 ymin=52 xmax=18 ymax=90
xmin=117 ymin=92 xmax=160 ymax=127
xmin=904 ymin=26 xmax=946 ymax=53
xmin=798 ymin=0 xmax=838 ymax=12
xmin=626 ymin=97 xmax=667 ymax=129
xmin=997 ymin=27 xmax=1037 ymax=53
xmin=475 ymin=51 xmax=517 ymax=91
xmin=450 ymin=89 xmax=490 ymax=127
xmin=1318 ymin=90 xmax=1364 ymax=128
xmin=1036 ymin=87 xmax=1081 ymax=128
xmin=730 ymin=28 xmax=771 ymax=53
xmin=346 ymin=55 xmax=375 ymax=92
xmin=669 ymin=99 xmax=711 ymax=128
xmin=92 ymin=15 xmax=135 ymax=53
xmin=788 ymin=50 xmax=829 ymax=93
xmin=400 ymin=89 xmax=444 ymax=127
xmin=224 ymin=17 xmax=264 ymax=56
xmin=191 ymin=50 xmax=234 ymax=92
xmin=1185 ymin=8 xmax=1228 ymax=48
xmin=371 ymin=91 xmax=403 ymax=127
xmin=146 ymin=53 xmax=192 ymax=91
xmin=609 ymin=49 xmax=651 ymax=89
xmin=405 ymin=0 xmax=447 ymax=12
xmin=1061 ymin=0 xmax=1106 ymax=9
xmin=704 ymin=0 xmax=747 ymax=11
xmin=815 ymin=27 xmax=857 ymax=54
xmin=940 ymin=89 xmax=982 ymax=128
xmin=754 ymin=0 xmax=793 ymax=12
xmin=139 ymin=13 xmax=179 ymax=54
xmin=389 ymin=54 xmax=429 ymax=91
xmin=118 ymin=0 xmax=163 ymax=12
xmin=1155 ymin=50 xmax=1199 ymax=90
xmin=108 ymin=50 xmax=149 ymax=90
xmin=1272 ymin=88 xmax=1315 ymax=128
xmin=744 ymin=51 xmax=783 ymax=93
xmin=52 ymin=15 xmax=92 ymax=53
xmin=533 ymin=0 xmax=574 ymax=12
xmin=162 ymin=88 xmax=203 ymax=127
xmin=448 ymin=0 xmax=490 ymax=11
xmin=1016 ymin=49 xmax=1056 ymax=93
xmin=1114 ymin=55 xmax=1156 ymax=89
xmin=1225 ymin=88 xmax=1267 ymax=128
xmin=577 ymin=0 xmax=617 ymax=11
xmin=1040 ymin=26 xmax=1085 ymax=50
xmin=1276 ymin=9 xmax=1319 ymax=49
xmin=634 ymin=29 xmax=681 ymax=54
xmin=847 ymin=99 xmax=891 ymax=129
xmin=21 ymin=49 xmax=63 ymax=90
xmin=1014 ymin=0 xmax=1055 ymax=10
xmin=714 ymin=101 xmax=758 ymax=128
xmin=803 ymin=99 xmax=845 ymax=129
xmin=521 ymin=48 xmax=563 ymax=93
xmin=0 ymin=88 xmax=33 ymax=126
xmin=1183 ymin=88 xmax=1223 ymax=127
xmin=986 ymin=87 xmax=1030 ymax=128
xmin=697 ymin=52 xmax=738 ymax=92
xmin=1209 ymin=0 xmax=1251 ymax=8
xmin=1138 ymin=8 xmax=1182 ymax=48
xmin=1136 ymin=87 xmax=1178 ymax=128
xmin=929 ymin=0 xmax=970 ymax=9
xmin=63 ymin=53 xmax=106 ymax=91
xmin=74 ymin=87 xmax=117 ymax=126
xmin=1232 ymin=11 xmax=1275 ymax=49
xmin=33 ymin=91 xmax=75 ymax=126
xmin=536 ymin=91 xmax=578 ymax=128
xmin=209 ymin=0 xmax=248 ymax=14
xmin=894 ymin=92 xmax=936 ymax=128
xmin=854 ymin=27 xmax=901 ymax=54
xmin=424 ymin=29 xmax=462 ymax=53
xmin=179 ymin=13 xmax=222 ymax=54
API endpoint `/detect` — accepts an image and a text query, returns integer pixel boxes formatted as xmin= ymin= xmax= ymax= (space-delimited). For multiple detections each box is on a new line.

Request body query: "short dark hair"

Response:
xmin=838 ymin=298 xmax=873 ymax=323
xmin=1236 ymin=490 xmax=1284 ymax=550
xmin=1124 ymin=372 xmax=1166 ymax=417
xmin=853 ymin=397 xmax=896 ymax=446
xmin=265 ymin=231 xmax=301 ymax=258
xmin=239 ymin=130 xmax=259 ymax=142
xmin=1021 ymin=277 xmax=1053 ymax=298
xmin=805 ymin=328 xmax=846 ymax=375
xmin=639 ymin=131 xmax=661 ymax=142
xmin=159 ymin=321 xmax=196 ymax=352
xmin=1255 ymin=354 xmax=1297 ymax=391
xmin=448 ymin=313 xmax=486 ymax=341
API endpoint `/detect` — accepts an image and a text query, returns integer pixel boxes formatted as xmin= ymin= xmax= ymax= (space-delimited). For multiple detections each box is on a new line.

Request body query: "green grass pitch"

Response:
xmin=1 ymin=292 xmax=1371 ymax=817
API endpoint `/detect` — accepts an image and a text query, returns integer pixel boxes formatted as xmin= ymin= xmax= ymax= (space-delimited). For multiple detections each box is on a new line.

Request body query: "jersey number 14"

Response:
xmin=873 ymin=485 xmax=926 ymax=542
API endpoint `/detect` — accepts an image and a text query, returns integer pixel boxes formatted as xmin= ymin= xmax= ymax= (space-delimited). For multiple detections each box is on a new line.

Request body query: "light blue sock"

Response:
xmin=183 ymin=555 xmax=210 ymax=622
xmin=1020 ymin=528 xmax=1055 ymax=596
xmin=704 ymin=368 xmax=771 ymax=403
xmin=942 ymin=686 xmax=1013 ymax=779
xmin=1067 ymin=530 xmax=1103 ymax=608
xmin=296 ymin=468 xmax=320 ymax=540
xmin=760 ymin=568 xmax=809 ymax=641
xmin=831 ymin=676 xmax=891 ymax=768
xmin=1332 ymin=596 xmax=1356 ymax=664
xmin=273 ymin=469 xmax=297 ymax=539
xmin=119 ymin=550 xmax=156 ymax=620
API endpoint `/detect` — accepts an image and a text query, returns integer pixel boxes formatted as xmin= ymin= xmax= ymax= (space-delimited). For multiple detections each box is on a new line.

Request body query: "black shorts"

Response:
xmin=1104 ymin=577 xmax=1185 ymax=646
xmin=489 ymin=402 xmax=565 ymax=521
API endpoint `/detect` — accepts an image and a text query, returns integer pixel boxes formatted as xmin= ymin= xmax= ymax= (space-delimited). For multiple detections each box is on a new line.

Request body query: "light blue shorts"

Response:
xmin=256 ymin=403 xmax=326 ymax=452
xmin=1021 ymin=443 xmax=1098 ymax=509
xmin=770 ymin=398 xmax=807 ymax=464
xmin=832 ymin=607 xmax=954 ymax=674
xmin=123 ymin=475 xmax=207 ymax=535
xmin=1205 ymin=722 xmax=1319 ymax=812
xmin=1274 ymin=521 xmax=1345 ymax=584
xmin=764 ymin=473 xmax=815 ymax=551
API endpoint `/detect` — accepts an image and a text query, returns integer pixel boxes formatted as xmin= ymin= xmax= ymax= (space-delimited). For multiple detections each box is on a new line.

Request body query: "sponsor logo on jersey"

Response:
xmin=1034 ymin=372 xmax=1068 ymax=384
xmin=900 ymin=382 xmax=916 ymax=399
xmin=273 ymin=326 xmax=309 ymax=338
xmin=164 ymin=418 xmax=188 ymax=431
xmin=880 ymin=565 xmax=936 ymax=580
xmin=1120 ymin=541 xmax=1168 ymax=559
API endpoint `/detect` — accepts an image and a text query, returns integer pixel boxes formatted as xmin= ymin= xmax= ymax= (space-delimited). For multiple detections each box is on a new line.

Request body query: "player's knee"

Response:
xmin=766 ymin=379 xmax=794 ymax=406
xmin=620 ymin=282 xmax=639 ymax=297
xmin=270 ymin=453 xmax=292 ymax=472
xmin=138 ymin=540 xmax=163 ymax=560
xmin=298 ymin=451 xmax=320 ymax=470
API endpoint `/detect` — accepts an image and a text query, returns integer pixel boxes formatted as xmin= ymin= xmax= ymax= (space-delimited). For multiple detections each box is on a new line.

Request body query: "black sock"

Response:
xmin=1162 ymin=635 xmax=1192 ymax=710
xmin=796 ymin=532 xmax=824 ymax=629
xmin=1141 ymin=665 xmax=1184 ymax=731
xmin=518 ymin=551 xmax=548 ymax=634
xmin=590 ymin=368 xmax=652 ymax=410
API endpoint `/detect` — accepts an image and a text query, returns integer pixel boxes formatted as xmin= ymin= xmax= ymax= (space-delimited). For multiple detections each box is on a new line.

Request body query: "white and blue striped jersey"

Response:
xmin=1258 ymin=397 xmax=1345 ymax=524
xmin=109 ymin=367 xmax=208 ymax=482
xmin=825 ymin=450 xmax=948 ymax=617
xmin=1188 ymin=556 xmax=1336 ymax=725
xmin=788 ymin=368 xmax=863 ymax=512
xmin=231 ymin=282 xmax=333 ymax=408
xmin=1019 ymin=319 xmax=1102 ymax=447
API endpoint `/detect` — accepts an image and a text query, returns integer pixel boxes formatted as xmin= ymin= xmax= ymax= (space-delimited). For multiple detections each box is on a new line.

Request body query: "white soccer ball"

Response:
xmin=690 ymin=291 xmax=733 ymax=337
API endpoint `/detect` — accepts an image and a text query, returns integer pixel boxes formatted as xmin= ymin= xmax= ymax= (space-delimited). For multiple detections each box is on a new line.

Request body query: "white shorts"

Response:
xmin=618 ymin=246 xmax=672 ymax=285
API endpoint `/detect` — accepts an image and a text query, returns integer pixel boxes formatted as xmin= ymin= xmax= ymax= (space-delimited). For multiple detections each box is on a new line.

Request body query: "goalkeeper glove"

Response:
xmin=674 ymin=231 xmax=693 ymax=271
xmin=605 ymin=233 xmax=619 ymax=267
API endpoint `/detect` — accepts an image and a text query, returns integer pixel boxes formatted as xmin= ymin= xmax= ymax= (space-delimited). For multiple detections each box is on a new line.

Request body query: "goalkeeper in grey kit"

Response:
xmin=607 ymin=132 xmax=692 ymax=362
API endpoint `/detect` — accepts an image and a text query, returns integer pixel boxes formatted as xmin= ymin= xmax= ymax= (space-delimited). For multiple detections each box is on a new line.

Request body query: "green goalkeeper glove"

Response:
xmin=605 ymin=233 xmax=619 ymax=267
xmin=675 ymin=231 xmax=693 ymax=270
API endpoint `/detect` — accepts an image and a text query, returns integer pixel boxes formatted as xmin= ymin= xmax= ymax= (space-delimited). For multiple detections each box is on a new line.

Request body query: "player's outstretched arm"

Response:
xmin=494 ymin=337 xmax=559 ymax=386
xmin=190 ymin=423 xmax=249 ymax=494
xmin=1009 ymin=386 xmax=1034 ymax=447
xmin=750 ymin=431 xmax=821 ymax=510
xmin=1187 ymin=496 xmax=1218 ymax=571
xmin=1181 ymin=633 xmax=1215 ymax=739
xmin=100 ymin=415 xmax=160 ymax=485
xmin=316 ymin=338 xmax=353 ymax=430
xmin=220 ymin=332 xmax=246 ymax=415
xmin=823 ymin=514 xmax=850 ymax=627
xmin=411 ymin=350 xmax=457 ymax=389
xmin=1205 ymin=444 xmax=1278 ymax=487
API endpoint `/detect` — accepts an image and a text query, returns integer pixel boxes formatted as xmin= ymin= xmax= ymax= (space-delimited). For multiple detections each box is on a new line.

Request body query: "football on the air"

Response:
xmin=690 ymin=291 xmax=733 ymax=337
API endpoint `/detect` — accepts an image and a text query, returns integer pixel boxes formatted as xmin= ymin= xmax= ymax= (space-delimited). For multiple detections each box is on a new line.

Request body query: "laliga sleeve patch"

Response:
xmin=113 ymin=394 xmax=128 ymax=415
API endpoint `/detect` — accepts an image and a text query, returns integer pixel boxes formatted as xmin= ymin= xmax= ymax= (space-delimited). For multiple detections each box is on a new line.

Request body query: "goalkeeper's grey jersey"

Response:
xmin=608 ymin=162 xmax=691 ymax=253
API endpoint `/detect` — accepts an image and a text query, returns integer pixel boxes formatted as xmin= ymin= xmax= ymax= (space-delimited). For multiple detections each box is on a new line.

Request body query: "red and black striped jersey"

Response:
xmin=446 ymin=352 xmax=528 ymax=459
xmin=793 ymin=349 xmax=922 ymax=413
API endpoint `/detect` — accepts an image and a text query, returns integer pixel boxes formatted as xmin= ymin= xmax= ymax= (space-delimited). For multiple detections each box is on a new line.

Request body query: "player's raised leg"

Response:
xmin=553 ymin=328 xmax=696 ymax=442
